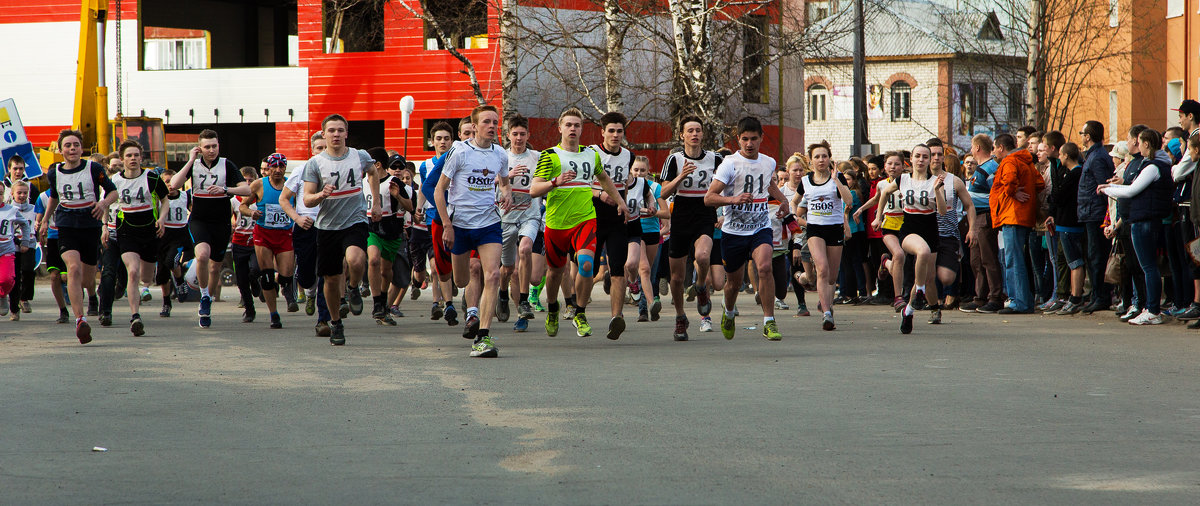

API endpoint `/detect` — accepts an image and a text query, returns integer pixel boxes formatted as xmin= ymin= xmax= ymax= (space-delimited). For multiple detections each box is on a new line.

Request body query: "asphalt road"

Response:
xmin=3 ymin=286 xmax=1200 ymax=504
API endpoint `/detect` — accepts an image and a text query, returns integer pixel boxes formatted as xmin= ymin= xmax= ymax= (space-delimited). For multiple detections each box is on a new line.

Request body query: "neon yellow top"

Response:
xmin=535 ymin=145 xmax=603 ymax=230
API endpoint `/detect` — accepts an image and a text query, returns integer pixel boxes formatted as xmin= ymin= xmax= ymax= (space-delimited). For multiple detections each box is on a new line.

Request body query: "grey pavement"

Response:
xmin=3 ymin=285 xmax=1200 ymax=504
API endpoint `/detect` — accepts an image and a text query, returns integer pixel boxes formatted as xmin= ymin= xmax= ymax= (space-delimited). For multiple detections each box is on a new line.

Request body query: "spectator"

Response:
xmin=990 ymin=133 xmax=1044 ymax=314
xmin=962 ymin=134 xmax=1004 ymax=313
xmin=1076 ymin=120 xmax=1117 ymax=313
xmin=1045 ymin=142 xmax=1086 ymax=314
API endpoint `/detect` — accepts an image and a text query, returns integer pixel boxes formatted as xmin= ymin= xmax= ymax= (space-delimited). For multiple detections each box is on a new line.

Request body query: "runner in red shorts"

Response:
xmin=530 ymin=108 xmax=629 ymax=339
xmin=239 ymin=153 xmax=297 ymax=329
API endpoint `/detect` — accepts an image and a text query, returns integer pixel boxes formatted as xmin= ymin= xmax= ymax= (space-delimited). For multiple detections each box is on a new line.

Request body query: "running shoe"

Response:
xmin=199 ymin=295 xmax=212 ymax=328
xmin=630 ymin=280 xmax=642 ymax=301
xmin=76 ymin=318 xmax=92 ymax=344
xmin=900 ymin=310 xmax=914 ymax=334
xmin=445 ymin=305 xmax=459 ymax=326
xmin=563 ymin=304 xmax=577 ymax=321
xmin=529 ymin=296 xmax=546 ymax=313
xmin=518 ymin=300 xmax=535 ymax=320
xmin=877 ymin=253 xmax=891 ymax=278
xmin=1118 ymin=306 xmax=1140 ymax=322
xmin=410 ymin=287 xmax=421 ymax=300
xmin=0 ymin=296 xmax=7 ymax=316
xmin=470 ymin=336 xmax=498 ymax=358
xmin=762 ymin=320 xmax=782 ymax=341
xmin=270 ymin=313 xmax=283 ymax=329
xmin=637 ymin=309 xmax=649 ymax=322
xmin=1175 ymin=303 xmax=1200 ymax=320
xmin=606 ymin=316 xmax=625 ymax=340
xmin=1128 ymin=310 xmax=1164 ymax=325
xmin=795 ymin=303 xmax=810 ymax=317
xmin=57 ymin=308 xmax=70 ymax=324
xmin=21 ymin=300 xmax=31 ymax=313
xmin=315 ymin=320 xmax=331 ymax=337
xmin=339 ymin=300 xmax=350 ymax=319
xmin=376 ymin=314 xmax=396 ymax=326
xmin=297 ymin=290 xmax=307 ymax=304
xmin=371 ymin=300 xmax=386 ymax=320
xmin=573 ymin=313 xmax=592 ymax=337
xmin=721 ymin=313 xmax=735 ymax=340
xmin=9 ymin=312 xmax=18 ymax=321
xmin=975 ymin=301 xmax=1002 ymax=314
xmin=129 ymin=314 xmax=144 ymax=336
xmin=285 ymin=291 xmax=299 ymax=313
xmin=603 ymin=272 xmax=611 ymax=295
xmin=673 ymin=315 xmax=689 ymax=341
xmin=893 ymin=296 xmax=907 ymax=312
xmin=658 ymin=278 xmax=669 ymax=298
xmin=650 ymin=296 xmax=662 ymax=321
xmin=911 ymin=291 xmax=928 ymax=311
xmin=959 ymin=301 xmax=980 ymax=312
xmin=1188 ymin=319 xmax=1200 ymax=329
xmin=175 ymin=281 xmax=189 ymax=302
xmin=685 ymin=284 xmax=697 ymax=302
xmin=330 ymin=321 xmax=345 ymax=345
xmin=497 ymin=297 xmax=510 ymax=323
xmin=431 ymin=302 xmax=443 ymax=321
xmin=546 ymin=310 xmax=560 ymax=337
xmin=160 ymin=301 xmax=172 ymax=318
xmin=87 ymin=296 xmax=98 ymax=316
xmin=699 ymin=316 xmax=713 ymax=332
xmin=774 ymin=298 xmax=789 ymax=310
xmin=823 ymin=312 xmax=836 ymax=331
xmin=1055 ymin=301 xmax=1083 ymax=315
xmin=463 ymin=313 xmax=480 ymax=339
xmin=514 ymin=317 xmax=529 ymax=332
xmin=348 ymin=288 xmax=364 ymax=316
xmin=389 ymin=306 xmax=404 ymax=317
xmin=305 ymin=291 xmax=317 ymax=316
xmin=928 ymin=306 xmax=942 ymax=325
xmin=140 ymin=287 xmax=152 ymax=303
xmin=99 ymin=313 xmax=112 ymax=327
xmin=242 ymin=307 xmax=256 ymax=323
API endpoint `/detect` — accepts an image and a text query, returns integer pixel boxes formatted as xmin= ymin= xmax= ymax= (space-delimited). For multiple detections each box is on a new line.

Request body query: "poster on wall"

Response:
xmin=868 ymin=85 xmax=884 ymax=119
xmin=832 ymin=86 xmax=855 ymax=120
xmin=0 ymin=99 xmax=44 ymax=178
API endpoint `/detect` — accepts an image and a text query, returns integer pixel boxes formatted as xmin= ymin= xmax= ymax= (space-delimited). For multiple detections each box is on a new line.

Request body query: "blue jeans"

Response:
xmin=1001 ymin=225 xmax=1032 ymax=311
xmin=1129 ymin=220 xmax=1162 ymax=314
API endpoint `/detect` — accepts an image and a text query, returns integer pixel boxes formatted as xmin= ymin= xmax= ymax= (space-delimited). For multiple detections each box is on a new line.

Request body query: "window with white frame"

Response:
xmin=891 ymin=82 xmax=911 ymax=121
xmin=808 ymin=85 xmax=828 ymax=122
xmin=1168 ymin=0 xmax=1183 ymax=18
xmin=143 ymin=38 xmax=208 ymax=70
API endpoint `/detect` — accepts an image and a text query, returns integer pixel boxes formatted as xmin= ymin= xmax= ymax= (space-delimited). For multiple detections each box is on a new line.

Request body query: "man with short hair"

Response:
xmin=280 ymin=132 xmax=333 ymax=336
xmin=417 ymin=122 xmax=461 ymax=326
xmin=239 ymin=153 xmax=299 ymax=329
xmin=963 ymin=134 xmax=1004 ymax=313
xmin=363 ymin=149 xmax=414 ymax=326
xmin=301 ymin=114 xmax=383 ymax=345
xmin=169 ymin=129 xmax=251 ymax=328
xmin=660 ymin=115 xmax=723 ymax=340
xmin=588 ymin=111 xmax=640 ymax=340
xmin=530 ymin=108 xmax=630 ymax=340
xmin=1076 ymin=120 xmax=1116 ymax=313
xmin=1015 ymin=126 xmax=1037 ymax=151
xmin=925 ymin=137 xmax=976 ymax=320
xmin=499 ymin=114 xmax=545 ymax=332
xmin=434 ymin=104 xmax=512 ymax=357
xmin=990 ymin=133 xmax=1044 ymax=314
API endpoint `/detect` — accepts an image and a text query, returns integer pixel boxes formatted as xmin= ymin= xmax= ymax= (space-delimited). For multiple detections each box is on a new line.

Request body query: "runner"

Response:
xmin=417 ymin=122 xmax=460 ymax=326
xmin=926 ymin=138 xmax=977 ymax=323
xmin=873 ymin=145 xmax=947 ymax=334
xmin=363 ymin=150 xmax=414 ymax=326
xmin=155 ymin=168 xmax=192 ymax=316
xmin=301 ymin=114 xmax=382 ymax=345
xmin=34 ymin=186 xmax=70 ymax=323
xmin=498 ymin=114 xmax=545 ymax=332
xmin=434 ymin=104 xmax=511 ymax=357
xmin=96 ymin=156 xmax=126 ymax=327
xmin=240 ymin=153 xmax=299 ymax=329
xmin=169 ymin=129 xmax=251 ymax=328
xmin=792 ymin=140 xmax=854 ymax=330
xmin=588 ymin=111 xmax=641 ymax=339
xmin=855 ymin=152 xmax=907 ymax=310
xmin=231 ymin=166 xmax=262 ymax=323
xmin=530 ymin=107 xmax=630 ymax=340
xmin=630 ymin=156 xmax=668 ymax=322
xmin=280 ymin=131 xmax=333 ymax=336
xmin=704 ymin=117 xmax=789 ymax=341
xmin=39 ymin=129 xmax=119 ymax=343
xmin=660 ymin=115 xmax=722 ymax=341
xmin=111 ymin=140 xmax=170 ymax=336
xmin=0 ymin=180 xmax=35 ymax=317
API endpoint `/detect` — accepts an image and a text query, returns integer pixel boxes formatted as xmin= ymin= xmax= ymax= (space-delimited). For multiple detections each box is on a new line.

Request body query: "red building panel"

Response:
xmin=0 ymin=0 xmax=137 ymax=24
xmin=274 ymin=121 xmax=312 ymax=162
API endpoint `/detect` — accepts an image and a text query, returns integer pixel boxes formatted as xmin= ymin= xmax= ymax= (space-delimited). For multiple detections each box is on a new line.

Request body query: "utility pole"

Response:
xmin=851 ymin=0 xmax=871 ymax=156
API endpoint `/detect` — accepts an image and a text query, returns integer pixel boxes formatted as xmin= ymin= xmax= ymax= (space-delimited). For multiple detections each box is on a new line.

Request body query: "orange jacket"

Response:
xmin=989 ymin=149 xmax=1045 ymax=228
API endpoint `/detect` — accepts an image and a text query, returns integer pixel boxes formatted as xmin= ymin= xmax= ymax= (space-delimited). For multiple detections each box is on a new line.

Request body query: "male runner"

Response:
xmin=156 ymin=168 xmax=192 ymax=316
xmin=588 ymin=111 xmax=640 ymax=339
xmin=529 ymin=108 xmax=630 ymax=339
xmin=301 ymin=114 xmax=382 ymax=345
xmin=280 ymin=131 xmax=333 ymax=336
xmin=705 ymin=117 xmax=789 ymax=340
xmin=660 ymin=115 xmax=723 ymax=340
xmin=364 ymin=149 xmax=414 ymax=325
xmin=169 ymin=129 xmax=251 ymax=328
xmin=434 ymin=104 xmax=512 ymax=357
xmin=39 ymin=129 xmax=119 ymax=343
xmin=111 ymin=139 xmax=170 ymax=336
xmin=418 ymin=122 xmax=460 ymax=326
xmin=240 ymin=153 xmax=297 ymax=329
xmin=499 ymin=114 xmax=545 ymax=332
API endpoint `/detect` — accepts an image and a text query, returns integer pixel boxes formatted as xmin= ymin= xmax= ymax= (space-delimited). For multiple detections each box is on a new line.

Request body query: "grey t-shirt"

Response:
xmin=301 ymin=147 xmax=374 ymax=231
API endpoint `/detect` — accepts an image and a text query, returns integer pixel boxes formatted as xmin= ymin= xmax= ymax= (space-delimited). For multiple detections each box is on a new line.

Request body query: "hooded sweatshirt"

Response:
xmin=990 ymin=149 xmax=1044 ymax=228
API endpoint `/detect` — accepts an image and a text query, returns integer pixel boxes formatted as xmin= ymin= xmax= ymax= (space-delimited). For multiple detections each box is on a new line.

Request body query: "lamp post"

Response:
xmin=851 ymin=0 xmax=871 ymax=157
xmin=399 ymin=96 xmax=415 ymax=158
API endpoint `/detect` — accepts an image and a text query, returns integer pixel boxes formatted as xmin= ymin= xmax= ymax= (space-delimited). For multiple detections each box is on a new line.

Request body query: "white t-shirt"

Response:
xmin=285 ymin=167 xmax=320 ymax=219
xmin=714 ymin=151 xmax=777 ymax=236
xmin=503 ymin=147 xmax=541 ymax=224
xmin=441 ymin=139 xmax=508 ymax=229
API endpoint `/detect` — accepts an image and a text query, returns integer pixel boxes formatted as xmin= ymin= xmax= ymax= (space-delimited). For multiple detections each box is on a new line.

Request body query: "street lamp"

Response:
xmin=399 ymin=95 xmax=415 ymax=158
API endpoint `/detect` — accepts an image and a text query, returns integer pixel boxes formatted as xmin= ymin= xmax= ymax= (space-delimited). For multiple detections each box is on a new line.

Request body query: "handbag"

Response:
xmin=1104 ymin=238 xmax=1124 ymax=285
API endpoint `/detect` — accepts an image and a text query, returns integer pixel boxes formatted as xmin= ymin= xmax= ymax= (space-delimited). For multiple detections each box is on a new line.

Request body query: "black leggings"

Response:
xmin=98 ymin=238 xmax=127 ymax=315
xmin=10 ymin=249 xmax=36 ymax=312
xmin=231 ymin=244 xmax=260 ymax=307
xmin=773 ymin=253 xmax=789 ymax=302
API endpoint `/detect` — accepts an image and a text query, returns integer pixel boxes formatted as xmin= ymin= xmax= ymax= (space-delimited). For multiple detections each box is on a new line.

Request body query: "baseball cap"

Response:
xmin=1172 ymin=99 xmax=1200 ymax=117
xmin=387 ymin=154 xmax=407 ymax=169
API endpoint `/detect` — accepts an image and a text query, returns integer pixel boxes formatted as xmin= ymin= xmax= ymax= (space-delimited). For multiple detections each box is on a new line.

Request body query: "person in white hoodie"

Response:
xmin=0 ymin=179 xmax=36 ymax=317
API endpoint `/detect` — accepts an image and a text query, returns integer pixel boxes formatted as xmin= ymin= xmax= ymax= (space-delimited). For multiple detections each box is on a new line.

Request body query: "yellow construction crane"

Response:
xmin=40 ymin=0 xmax=165 ymax=169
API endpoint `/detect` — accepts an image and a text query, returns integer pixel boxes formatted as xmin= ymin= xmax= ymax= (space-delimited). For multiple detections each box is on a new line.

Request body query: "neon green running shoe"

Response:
xmin=762 ymin=320 xmax=782 ymax=341
xmin=546 ymin=310 xmax=559 ymax=337
xmin=528 ymin=289 xmax=546 ymax=312
xmin=470 ymin=336 xmax=498 ymax=358
xmin=573 ymin=313 xmax=592 ymax=337
xmin=721 ymin=313 xmax=736 ymax=340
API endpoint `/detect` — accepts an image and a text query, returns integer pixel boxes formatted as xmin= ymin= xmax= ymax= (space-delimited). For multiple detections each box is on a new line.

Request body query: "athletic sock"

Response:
xmin=914 ymin=284 xmax=925 ymax=294
xmin=548 ymin=301 xmax=560 ymax=312
xmin=477 ymin=328 xmax=489 ymax=338
xmin=1069 ymin=295 xmax=1082 ymax=304
xmin=373 ymin=294 xmax=386 ymax=306
xmin=725 ymin=309 xmax=735 ymax=319
xmin=200 ymin=287 xmax=210 ymax=298
xmin=565 ymin=295 xmax=575 ymax=307
xmin=904 ymin=304 xmax=915 ymax=316
xmin=468 ymin=306 xmax=478 ymax=317
xmin=763 ymin=316 xmax=774 ymax=324
xmin=519 ymin=292 xmax=528 ymax=302
xmin=499 ymin=290 xmax=509 ymax=301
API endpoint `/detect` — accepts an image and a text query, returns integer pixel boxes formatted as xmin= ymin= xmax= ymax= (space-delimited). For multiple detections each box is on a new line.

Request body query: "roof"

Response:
xmin=806 ymin=0 xmax=1026 ymax=60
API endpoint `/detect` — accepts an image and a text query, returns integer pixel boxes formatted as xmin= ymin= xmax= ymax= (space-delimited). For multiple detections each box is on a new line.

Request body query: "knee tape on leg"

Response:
xmin=259 ymin=269 xmax=278 ymax=292
xmin=577 ymin=254 xmax=594 ymax=277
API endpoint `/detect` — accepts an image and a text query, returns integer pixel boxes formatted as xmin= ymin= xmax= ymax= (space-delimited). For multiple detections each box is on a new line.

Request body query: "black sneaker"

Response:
xmin=99 ymin=313 xmax=112 ymax=327
xmin=975 ymin=301 xmax=1003 ymax=313
xmin=371 ymin=300 xmax=385 ymax=320
xmin=959 ymin=301 xmax=980 ymax=313
xmin=998 ymin=307 xmax=1033 ymax=315
xmin=1176 ymin=304 xmax=1200 ymax=321
xmin=911 ymin=291 xmax=927 ymax=311
xmin=87 ymin=296 xmax=98 ymax=316
xmin=339 ymin=300 xmax=350 ymax=319
xmin=445 ymin=305 xmax=459 ymax=326
xmin=673 ymin=315 xmax=689 ymax=341
xmin=431 ymin=302 xmax=443 ymax=320
xmin=697 ymin=285 xmax=712 ymax=316
xmin=57 ymin=308 xmax=70 ymax=324
xmin=497 ymin=297 xmax=510 ymax=323
xmin=330 ymin=321 xmax=345 ymax=345
xmin=160 ymin=301 xmax=172 ymax=318
xmin=270 ymin=313 xmax=283 ymax=329
xmin=130 ymin=314 xmax=145 ymax=336
xmin=606 ymin=316 xmax=625 ymax=340
xmin=348 ymin=288 xmax=364 ymax=315
xmin=463 ymin=314 xmax=480 ymax=339
xmin=1081 ymin=299 xmax=1108 ymax=315
xmin=518 ymin=300 xmax=535 ymax=320
xmin=900 ymin=311 xmax=914 ymax=334
xmin=243 ymin=307 xmax=256 ymax=323
xmin=315 ymin=320 xmax=331 ymax=337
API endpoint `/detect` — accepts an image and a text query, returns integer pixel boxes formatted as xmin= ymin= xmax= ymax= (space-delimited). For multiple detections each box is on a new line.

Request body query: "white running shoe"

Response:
xmin=699 ymin=316 xmax=713 ymax=332
xmin=774 ymin=298 xmax=789 ymax=310
xmin=1128 ymin=310 xmax=1164 ymax=325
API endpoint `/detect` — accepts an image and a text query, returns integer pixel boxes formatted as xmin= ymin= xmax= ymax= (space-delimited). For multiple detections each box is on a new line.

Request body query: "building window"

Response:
xmin=424 ymin=0 xmax=489 ymax=50
xmin=323 ymin=0 xmax=385 ymax=53
xmin=808 ymin=85 xmax=828 ymax=122
xmin=1109 ymin=0 xmax=1119 ymax=27
xmin=1109 ymin=90 xmax=1119 ymax=143
xmin=890 ymin=82 xmax=911 ymax=121
xmin=743 ymin=15 xmax=769 ymax=104
xmin=957 ymin=83 xmax=990 ymax=135
xmin=1007 ymin=83 xmax=1024 ymax=122
xmin=807 ymin=1 xmax=834 ymax=23
xmin=1168 ymin=0 xmax=1184 ymax=18
xmin=143 ymin=36 xmax=209 ymax=70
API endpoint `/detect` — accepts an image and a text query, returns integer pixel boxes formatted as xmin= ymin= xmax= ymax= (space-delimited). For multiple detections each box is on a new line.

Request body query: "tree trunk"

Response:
xmin=603 ymin=0 xmax=624 ymax=113
xmin=668 ymin=0 xmax=722 ymax=149
xmin=1026 ymin=0 xmax=1043 ymax=130
xmin=501 ymin=0 xmax=520 ymax=116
